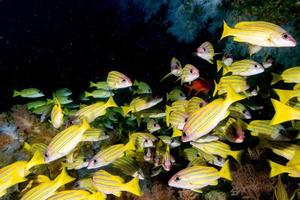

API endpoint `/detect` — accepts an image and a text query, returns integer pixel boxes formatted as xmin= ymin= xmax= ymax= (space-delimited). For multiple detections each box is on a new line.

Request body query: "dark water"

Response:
xmin=0 ymin=0 xmax=215 ymax=111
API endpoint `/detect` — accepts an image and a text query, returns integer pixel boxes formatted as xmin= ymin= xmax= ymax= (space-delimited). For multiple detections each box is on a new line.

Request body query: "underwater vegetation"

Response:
xmin=2 ymin=20 xmax=300 ymax=200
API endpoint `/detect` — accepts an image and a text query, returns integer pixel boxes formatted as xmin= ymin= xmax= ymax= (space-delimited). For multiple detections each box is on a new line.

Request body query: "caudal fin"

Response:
xmin=121 ymin=105 xmax=131 ymax=116
xmin=273 ymin=89 xmax=294 ymax=104
xmin=222 ymin=66 xmax=230 ymax=76
xmin=225 ymin=86 xmax=246 ymax=106
xmin=230 ymin=150 xmax=243 ymax=163
xmin=213 ymin=80 xmax=219 ymax=97
xmin=13 ymin=90 xmax=21 ymax=97
xmin=220 ymin=21 xmax=232 ymax=41
xmin=270 ymin=99 xmax=299 ymax=125
xmin=269 ymin=161 xmax=288 ymax=178
xmin=84 ymin=91 xmax=91 ymax=97
xmin=81 ymin=118 xmax=91 ymax=130
xmin=26 ymin=151 xmax=45 ymax=171
xmin=160 ymin=72 xmax=173 ymax=82
xmin=219 ymin=160 xmax=232 ymax=181
xmin=89 ymin=81 xmax=96 ymax=88
xmin=125 ymin=135 xmax=136 ymax=151
xmin=55 ymin=167 xmax=75 ymax=186
xmin=105 ymin=96 xmax=118 ymax=108
xmin=172 ymin=127 xmax=182 ymax=137
xmin=124 ymin=176 xmax=141 ymax=196
xmin=165 ymin=105 xmax=172 ymax=127
xmin=216 ymin=60 xmax=223 ymax=72
xmin=271 ymin=73 xmax=281 ymax=85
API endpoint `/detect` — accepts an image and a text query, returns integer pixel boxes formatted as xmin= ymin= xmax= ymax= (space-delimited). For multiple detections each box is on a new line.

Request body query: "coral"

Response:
xmin=11 ymin=106 xmax=38 ymax=133
xmin=178 ymin=189 xmax=200 ymax=200
xmin=204 ymin=190 xmax=227 ymax=200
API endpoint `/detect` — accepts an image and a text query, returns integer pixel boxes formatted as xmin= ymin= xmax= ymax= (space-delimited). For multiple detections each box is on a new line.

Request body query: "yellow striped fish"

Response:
xmin=23 ymin=142 xmax=47 ymax=156
xmin=195 ymin=41 xmax=216 ymax=64
xmin=112 ymin=156 xmax=144 ymax=179
xmin=220 ymin=21 xmax=296 ymax=47
xmin=247 ymin=120 xmax=288 ymax=141
xmin=191 ymin=141 xmax=241 ymax=161
xmin=122 ymin=96 xmax=162 ymax=116
xmin=168 ymin=160 xmax=232 ymax=190
xmin=158 ymin=135 xmax=181 ymax=148
xmin=106 ymin=71 xmax=132 ymax=89
xmin=81 ymin=128 xmax=109 ymax=142
xmin=169 ymin=110 xmax=188 ymax=130
xmin=248 ymin=44 xmax=263 ymax=56
xmin=73 ymin=178 xmax=97 ymax=193
xmin=0 ymin=151 xmax=44 ymax=198
xmin=186 ymin=97 xmax=207 ymax=115
xmin=45 ymin=119 xmax=90 ymax=163
xmin=272 ymin=67 xmax=300 ymax=84
xmin=146 ymin=119 xmax=161 ymax=133
xmin=75 ymin=96 xmax=118 ymax=123
xmin=221 ymin=59 xmax=264 ymax=76
xmin=271 ymin=99 xmax=300 ymax=125
xmin=229 ymin=102 xmax=251 ymax=119
xmin=87 ymin=137 xmax=135 ymax=169
xmin=162 ymin=145 xmax=174 ymax=171
xmin=165 ymin=100 xmax=188 ymax=126
xmin=178 ymin=64 xmax=199 ymax=85
xmin=213 ymin=75 xmax=249 ymax=96
xmin=91 ymin=170 xmax=141 ymax=196
xmin=48 ymin=190 xmax=106 ymax=200
xmin=131 ymin=132 xmax=157 ymax=148
xmin=50 ymin=97 xmax=64 ymax=128
xmin=21 ymin=168 xmax=75 ymax=200
xmin=182 ymin=87 xmax=245 ymax=142
xmin=160 ymin=57 xmax=182 ymax=82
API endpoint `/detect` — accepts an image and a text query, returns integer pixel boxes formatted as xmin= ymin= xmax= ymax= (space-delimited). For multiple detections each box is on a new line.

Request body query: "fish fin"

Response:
xmin=287 ymin=152 xmax=300 ymax=167
xmin=216 ymin=60 xmax=223 ymax=72
xmin=89 ymin=81 xmax=95 ymax=88
xmin=220 ymin=21 xmax=232 ymax=41
xmin=231 ymin=150 xmax=243 ymax=163
xmin=37 ymin=175 xmax=51 ymax=183
xmin=213 ymin=80 xmax=218 ymax=97
xmin=225 ymin=86 xmax=246 ymax=105
xmin=222 ymin=66 xmax=229 ymax=76
xmin=219 ymin=160 xmax=232 ymax=181
xmin=13 ymin=90 xmax=20 ymax=97
xmin=271 ymin=73 xmax=281 ymax=85
xmin=84 ymin=91 xmax=91 ymax=97
xmin=123 ymin=176 xmax=141 ymax=196
xmin=172 ymin=127 xmax=182 ymax=137
xmin=269 ymin=161 xmax=288 ymax=178
xmin=165 ymin=105 xmax=172 ymax=127
xmin=55 ymin=167 xmax=75 ymax=186
xmin=233 ymin=37 xmax=244 ymax=42
xmin=47 ymin=98 xmax=54 ymax=104
xmin=270 ymin=99 xmax=298 ymax=125
xmin=121 ymin=106 xmax=131 ymax=116
xmin=191 ymin=189 xmax=203 ymax=193
xmin=160 ymin=72 xmax=173 ymax=82
xmin=23 ymin=142 xmax=34 ymax=153
xmin=166 ymin=93 xmax=169 ymax=101
xmin=273 ymin=89 xmax=293 ymax=104
xmin=0 ymin=190 xmax=7 ymax=198
xmin=26 ymin=151 xmax=45 ymax=171
xmin=136 ymin=114 xmax=141 ymax=127
xmin=208 ymin=59 xmax=214 ymax=64
xmin=210 ymin=180 xmax=218 ymax=186
xmin=133 ymin=80 xmax=138 ymax=86
xmin=81 ymin=118 xmax=90 ymax=130
xmin=125 ymin=135 xmax=136 ymax=151
xmin=105 ymin=96 xmax=118 ymax=108
xmin=90 ymin=192 xmax=106 ymax=200
xmin=114 ymin=192 xmax=122 ymax=197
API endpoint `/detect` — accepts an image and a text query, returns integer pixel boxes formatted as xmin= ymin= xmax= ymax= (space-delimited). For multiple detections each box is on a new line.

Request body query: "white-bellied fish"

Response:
xmin=133 ymin=80 xmax=152 ymax=94
xmin=45 ymin=119 xmax=90 ymax=163
xmin=179 ymin=64 xmax=199 ymax=85
xmin=195 ymin=41 xmax=218 ymax=64
xmin=26 ymin=100 xmax=48 ymax=110
xmin=89 ymin=81 xmax=110 ymax=90
xmin=13 ymin=88 xmax=44 ymax=98
xmin=122 ymin=96 xmax=163 ymax=116
xmin=161 ymin=57 xmax=182 ymax=82
xmin=107 ymin=71 xmax=132 ymax=89
xmin=91 ymin=170 xmax=141 ymax=196
xmin=146 ymin=119 xmax=161 ymax=133
xmin=182 ymin=87 xmax=245 ymax=142
xmin=48 ymin=96 xmax=73 ymax=105
xmin=112 ymin=156 xmax=144 ymax=180
xmin=220 ymin=21 xmax=296 ymax=47
xmin=54 ymin=88 xmax=72 ymax=97
xmin=166 ymin=88 xmax=186 ymax=101
xmin=186 ymin=97 xmax=207 ymax=115
xmin=84 ymin=89 xmax=114 ymax=98
xmin=229 ymin=102 xmax=251 ymax=119
xmin=213 ymin=75 xmax=249 ymax=96
xmin=50 ymin=97 xmax=64 ymax=129
xmin=221 ymin=59 xmax=264 ymax=76
xmin=131 ymin=132 xmax=157 ymax=148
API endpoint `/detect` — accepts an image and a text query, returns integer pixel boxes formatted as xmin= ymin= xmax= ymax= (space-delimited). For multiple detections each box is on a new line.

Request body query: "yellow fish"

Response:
xmin=270 ymin=99 xmax=300 ymax=125
xmin=47 ymin=190 xmax=106 ymax=200
xmin=220 ymin=21 xmax=296 ymax=47
xmin=221 ymin=59 xmax=264 ymax=76
xmin=160 ymin=57 xmax=182 ymax=82
xmin=168 ymin=160 xmax=232 ymax=190
xmin=50 ymin=97 xmax=64 ymax=129
xmin=106 ymin=71 xmax=132 ymax=89
xmin=272 ymin=67 xmax=300 ymax=85
xmin=87 ymin=137 xmax=135 ymax=169
xmin=195 ymin=41 xmax=218 ymax=64
xmin=269 ymin=153 xmax=300 ymax=178
xmin=21 ymin=168 xmax=75 ymax=200
xmin=178 ymin=64 xmax=199 ymax=85
xmin=0 ymin=151 xmax=44 ymax=198
xmin=75 ymin=96 xmax=118 ymax=123
xmin=45 ymin=119 xmax=90 ymax=163
xmin=213 ymin=75 xmax=249 ymax=96
xmin=122 ymin=96 xmax=163 ymax=116
xmin=182 ymin=87 xmax=245 ymax=142
xmin=91 ymin=170 xmax=141 ymax=197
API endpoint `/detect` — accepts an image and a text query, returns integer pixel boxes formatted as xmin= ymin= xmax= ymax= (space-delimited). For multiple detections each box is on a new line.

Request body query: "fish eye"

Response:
xmin=254 ymin=64 xmax=257 ymax=68
xmin=175 ymin=176 xmax=181 ymax=181
xmin=122 ymin=79 xmax=126 ymax=82
xmin=242 ymin=110 xmax=247 ymax=114
xmin=145 ymin=139 xmax=149 ymax=143
xmin=184 ymin=118 xmax=188 ymax=122
xmin=170 ymin=138 xmax=174 ymax=143
xmin=44 ymin=153 xmax=48 ymax=158
xmin=203 ymin=47 xmax=206 ymax=51
xmin=93 ymin=159 xmax=97 ymax=164
xmin=83 ymin=158 xmax=87 ymax=162
xmin=190 ymin=69 xmax=193 ymax=73
xmin=282 ymin=33 xmax=288 ymax=39
xmin=279 ymin=129 xmax=285 ymax=134
xmin=74 ymin=183 xmax=79 ymax=187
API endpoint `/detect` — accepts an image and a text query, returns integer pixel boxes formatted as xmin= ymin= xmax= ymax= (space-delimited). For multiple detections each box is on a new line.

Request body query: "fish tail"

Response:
xmin=222 ymin=66 xmax=229 ymax=76
xmin=47 ymin=98 xmax=54 ymax=104
xmin=220 ymin=21 xmax=232 ymax=41
xmin=89 ymin=81 xmax=96 ymax=87
xmin=23 ymin=142 xmax=34 ymax=153
xmin=89 ymin=192 xmax=106 ymax=200
xmin=26 ymin=151 xmax=45 ymax=171
xmin=121 ymin=106 xmax=131 ymax=116
xmin=105 ymin=96 xmax=118 ymax=108
xmin=124 ymin=176 xmax=142 ymax=196
xmin=225 ymin=86 xmax=246 ymax=105
xmin=165 ymin=105 xmax=172 ymax=127
xmin=269 ymin=161 xmax=288 ymax=178
xmin=166 ymin=93 xmax=169 ymax=101
xmin=0 ymin=189 xmax=7 ymax=198
xmin=133 ymin=80 xmax=138 ymax=86
xmin=172 ymin=127 xmax=182 ymax=137
xmin=273 ymin=89 xmax=293 ymax=104
xmin=85 ymin=91 xmax=91 ymax=97
xmin=270 ymin=99 xmax=298 ymax=125
xmin=213 ymin=80 xmax=218 ymax=97
xmin=271 ymin=73 xmax=281 ymax=85
xmin=55 ymin=167 xmax=75 ymax=186
xmin=125 ymin=135 xmax=136 ymax=151
xmin=53 ymin=96 xmax=60 ymax=105
xmin=216 ymin=60 xmax=223 ymax=72
xmin=231 ymin=150 xmax=243 ymax=162
xmin=13 ymin=90 xmax=21 ymax=97
xmin=219 ymin=160 xmax=232 ymax=181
